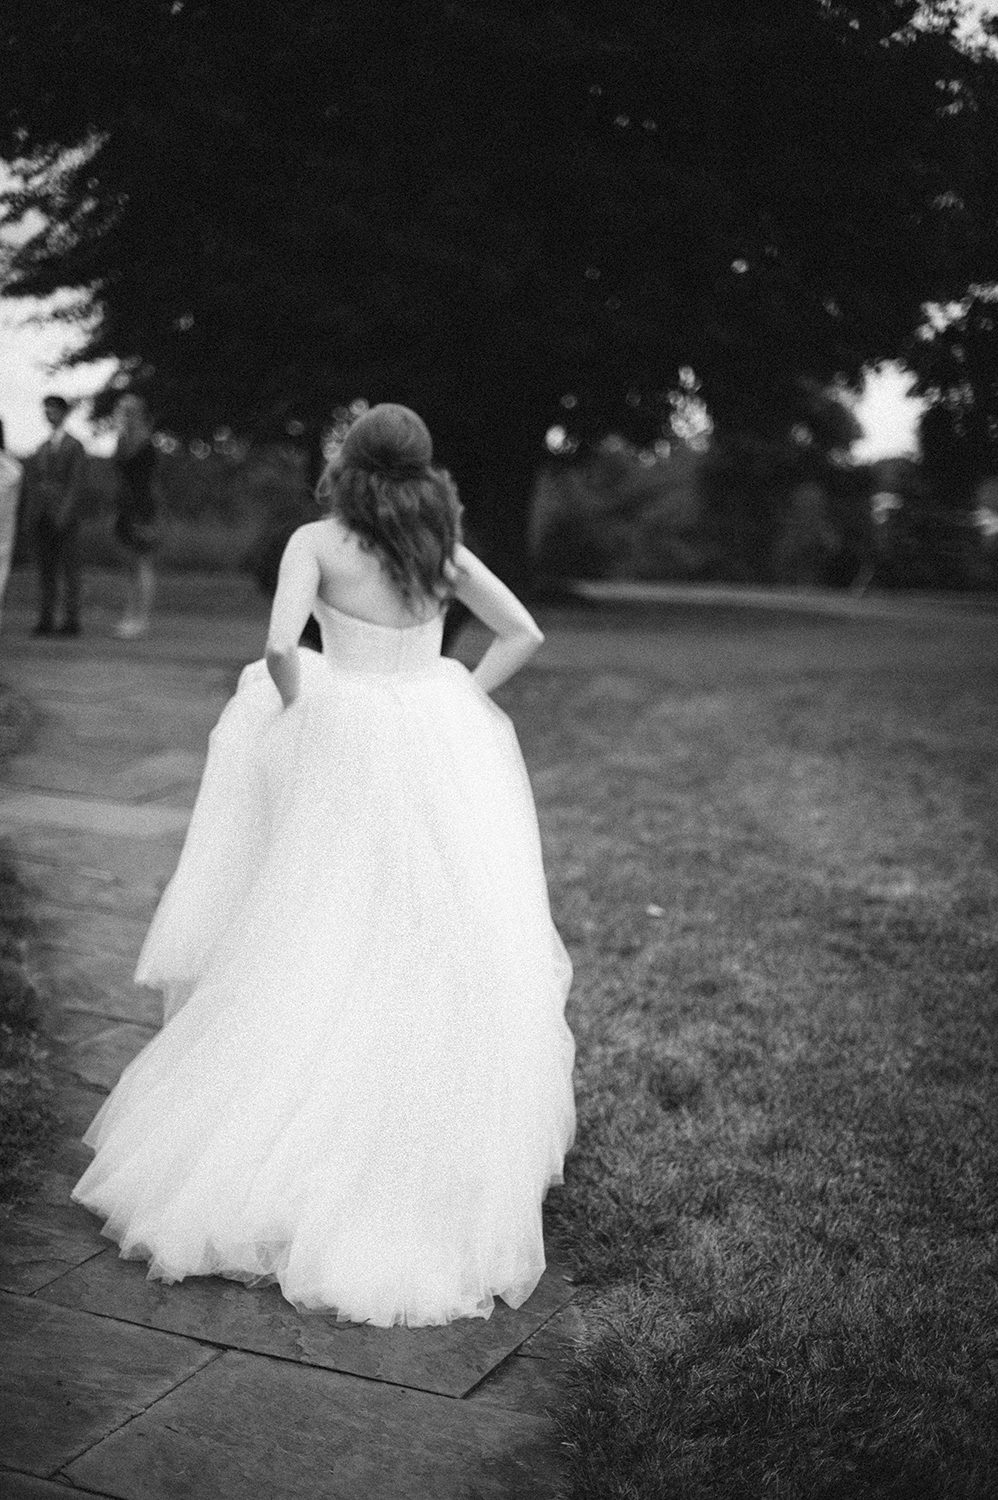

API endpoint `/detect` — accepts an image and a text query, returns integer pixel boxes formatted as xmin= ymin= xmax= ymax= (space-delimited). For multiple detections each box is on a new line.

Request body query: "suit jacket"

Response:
xmin=23 ymin=432 xmax=87 ymax=528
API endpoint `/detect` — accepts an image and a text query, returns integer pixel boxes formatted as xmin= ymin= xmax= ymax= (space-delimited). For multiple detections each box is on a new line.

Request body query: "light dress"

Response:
xmin=72 ymin=598 xmax=576 ymax=1327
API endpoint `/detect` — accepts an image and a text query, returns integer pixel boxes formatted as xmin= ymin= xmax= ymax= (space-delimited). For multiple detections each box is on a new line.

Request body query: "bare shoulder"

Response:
xmin=285 ymin=522 xmax=318 ymax=549
xmin=283 ymin=519 xmax=338 ymax=567
xmin=305 ymin=515 xmax=362 ymax=568
xmin=274 ymin=523 xmax=312 ymax=564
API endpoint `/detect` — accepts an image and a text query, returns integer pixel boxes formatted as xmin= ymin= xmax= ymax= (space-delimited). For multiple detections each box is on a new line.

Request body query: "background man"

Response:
xmin=23 ymin=395 xmax=87 ymax=636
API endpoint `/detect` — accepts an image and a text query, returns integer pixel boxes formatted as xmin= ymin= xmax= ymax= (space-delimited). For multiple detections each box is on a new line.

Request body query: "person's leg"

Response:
xmin=115 ymin=537 xmax=138 ymax=633
xmin=0 ymin=498 xmax=16 ymax=632
xmin=135 ymin=555 xmax=156 ymax=630
xmin=115 ymin=546 xmax=152 ymax=637
xmin=58 ymin=521 xmax=82 ymax=634
xmin=34 ymin=515 xmax=58 ymax=633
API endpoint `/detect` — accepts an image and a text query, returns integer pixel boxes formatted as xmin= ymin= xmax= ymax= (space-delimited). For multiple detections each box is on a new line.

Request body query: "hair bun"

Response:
xmin=340 ymin=404 xmax=433 ymax=480
xmin=316 ymin=402 xmax=463 ymax=604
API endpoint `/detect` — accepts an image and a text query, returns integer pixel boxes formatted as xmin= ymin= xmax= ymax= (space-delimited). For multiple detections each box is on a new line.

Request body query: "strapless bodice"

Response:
xmin=312 ymin=598 xmax=445 ymax=675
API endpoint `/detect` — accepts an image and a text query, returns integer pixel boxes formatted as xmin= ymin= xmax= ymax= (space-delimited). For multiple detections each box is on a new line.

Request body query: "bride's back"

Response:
xmin=306 ymin=403 xmax=460 ymax=631
xmin=307 ymin=516 xmax=443 ymax=630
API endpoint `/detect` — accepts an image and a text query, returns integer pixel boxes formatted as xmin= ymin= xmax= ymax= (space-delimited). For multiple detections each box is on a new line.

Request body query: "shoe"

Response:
xmin=114 ymin=618 xmax=149 ymax=640
xmin=57 ymin=620 xmax=81 ymax=637
xmin=32 ymin=620 xmax=55 ymax=637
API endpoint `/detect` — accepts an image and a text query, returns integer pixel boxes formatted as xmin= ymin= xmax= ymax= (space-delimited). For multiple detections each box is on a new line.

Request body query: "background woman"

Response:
xmin=0 ymin=417 xmax=24 ymax=633
xmin=112 ymin=393 xmax=159 ymax=638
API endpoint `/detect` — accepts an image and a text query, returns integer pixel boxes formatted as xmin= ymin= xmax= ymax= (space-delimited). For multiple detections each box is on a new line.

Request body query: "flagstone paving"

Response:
xmin=64 ymin=1348 xmax=563 ymax=1500
xmin=0 ymin=582 xmax=581 ymax=1499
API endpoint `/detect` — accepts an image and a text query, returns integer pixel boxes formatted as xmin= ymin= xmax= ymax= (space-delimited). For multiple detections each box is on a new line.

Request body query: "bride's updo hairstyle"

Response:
xmin=316 ymin=404 xmax=463 ymax=605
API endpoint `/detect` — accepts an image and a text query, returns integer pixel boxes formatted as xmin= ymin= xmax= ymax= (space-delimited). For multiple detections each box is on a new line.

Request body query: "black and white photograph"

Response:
xmin=1 ymin=3 xmax=997 ymax=1497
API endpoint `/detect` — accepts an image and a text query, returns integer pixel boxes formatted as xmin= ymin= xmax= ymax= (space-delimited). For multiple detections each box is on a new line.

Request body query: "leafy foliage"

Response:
xmin=910 ymin=293 xmax=998 ymax=502
xmin=3 ymin=1 xmax=998 ymax=571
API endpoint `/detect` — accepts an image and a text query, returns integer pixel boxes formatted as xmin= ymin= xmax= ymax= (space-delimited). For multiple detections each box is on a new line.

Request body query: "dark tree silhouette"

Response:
xmin=908 ymin=292 xmax=998 ymax=504
xmin=3 ymin=0 xmax=998 ymax=584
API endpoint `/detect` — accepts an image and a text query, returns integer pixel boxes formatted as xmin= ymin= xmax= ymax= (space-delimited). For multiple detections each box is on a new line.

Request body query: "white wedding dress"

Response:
xmin=72 ymin=600 xmax=576 ymax=1326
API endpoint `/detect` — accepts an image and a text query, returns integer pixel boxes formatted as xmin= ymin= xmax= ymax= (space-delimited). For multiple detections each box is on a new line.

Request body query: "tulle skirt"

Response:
xmin=72 ymin=650 xmax=575 ymax=1326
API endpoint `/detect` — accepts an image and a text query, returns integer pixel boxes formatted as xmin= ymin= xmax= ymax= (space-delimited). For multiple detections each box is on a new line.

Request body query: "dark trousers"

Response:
xmin=35 ymin=514 xmax=82 ymax=627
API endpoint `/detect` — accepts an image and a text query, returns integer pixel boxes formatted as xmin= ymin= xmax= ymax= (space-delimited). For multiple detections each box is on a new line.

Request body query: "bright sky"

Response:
xmin=850 ymin=365 xmax=924 ymax=462
xmin=2 ymin=0 xmax=995 ymax=458
xmin=0 ymin=160 xmax=118 ymax=455
xmin=0 ymin=298 xmax=118 ymax=456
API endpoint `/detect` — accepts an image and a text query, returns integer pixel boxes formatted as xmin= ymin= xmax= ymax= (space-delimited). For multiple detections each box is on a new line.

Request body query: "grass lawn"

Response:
xmin=508 ymin=602 xmax=998 ymax=1500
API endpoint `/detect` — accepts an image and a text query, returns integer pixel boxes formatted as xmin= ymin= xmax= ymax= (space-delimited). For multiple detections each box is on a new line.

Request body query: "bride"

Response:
xmin=72 ymin=403 xmax=576 ymax=1328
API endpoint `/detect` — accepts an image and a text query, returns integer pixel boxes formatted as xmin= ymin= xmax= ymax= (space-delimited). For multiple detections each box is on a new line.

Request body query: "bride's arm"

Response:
xmin=266 ymin=527 xmax=321 ymax=707
xmin=449 ymin=545 xmax=544 ymax=695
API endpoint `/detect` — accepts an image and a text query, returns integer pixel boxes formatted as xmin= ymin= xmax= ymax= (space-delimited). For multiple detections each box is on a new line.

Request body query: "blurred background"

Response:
xmin=2 ymin=0 xmax=998 ymax=597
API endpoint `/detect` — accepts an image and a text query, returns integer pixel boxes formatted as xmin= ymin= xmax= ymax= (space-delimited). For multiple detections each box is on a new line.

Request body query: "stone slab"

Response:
xmin=9 ymin=858 xmax=163 ymax=923
xmin=4 ymin=564 xmax=268 ymax=619
xmin=0 ymin=793 xmax=191 ymax=841
xmin=465 ymin=1351 xmax=570 ymax=1415
xmin=0 ymin=1293 xmax=218 ymax=1479
xmin=0 ymin=1471 xmax=117 ymax=1499
xmin=465 ymin=1303 xmax=586 ymax=1415
xmin=1 ymin=620 xmax=263 ymax=679
xmin=2 ymin=826 xmax=182 ymax=889
xmin=46 ymin=1128 xmax=95 ymax=1182
xmin=109 ymin=751 xmax=205 ymax=805
xmin=43 ymin=1078 xmax=106 ymax=1180
xmin=40 ymin=1249 xmax=575 ymax=1399
xmin=0 ymin=637 xmax=243 ymax=698
xmin=37 ymin=908 xmax=147 ymax=966
xmin=516 ymin=1301 xmax=586 ymax=1359
xmin=0 ymin=1169 xmax=106 ymax=1296
xmin=37 ymin=951 xmax=160 ymax=1028
xmin=52 ymin=1080 xmax=110 ymax=1136
xmin=49 ymin=1013 xmax=155 ymax=1092
xmin=66 ymin=1347 xmax=563 ymax=1500
xmin=2 ymin=752 xmax=138 ymax=803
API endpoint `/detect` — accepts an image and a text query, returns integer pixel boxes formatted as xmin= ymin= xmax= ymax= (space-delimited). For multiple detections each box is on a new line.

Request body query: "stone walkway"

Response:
xmin=0 ymin=578 xmax=581 ymax=1500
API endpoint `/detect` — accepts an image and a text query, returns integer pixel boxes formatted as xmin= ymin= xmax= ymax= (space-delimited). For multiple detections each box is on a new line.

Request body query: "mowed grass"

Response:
xmin=0 ymin=847 xmax=58 ymax=1206
xmin=507 ymin=603 xmax=998 ymax=1500
xmin=0 ymin=685 xmax=58 ymax=1207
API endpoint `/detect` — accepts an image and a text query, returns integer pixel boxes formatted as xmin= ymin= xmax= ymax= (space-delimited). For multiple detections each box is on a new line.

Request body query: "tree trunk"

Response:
xmin=450 ymin=448 xmax=539 ymax=599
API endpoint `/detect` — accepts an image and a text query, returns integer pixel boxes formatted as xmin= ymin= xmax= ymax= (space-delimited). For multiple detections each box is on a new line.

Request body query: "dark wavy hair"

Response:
xmin=316 ymin=404 xmax=463 ymax=606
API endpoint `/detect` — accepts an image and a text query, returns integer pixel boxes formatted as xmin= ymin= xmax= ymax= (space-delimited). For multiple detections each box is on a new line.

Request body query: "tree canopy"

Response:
xmin=3 ymin=0 xmax=998 ymax=573
xmin=908 ymin=290 xmax=998 ymax=503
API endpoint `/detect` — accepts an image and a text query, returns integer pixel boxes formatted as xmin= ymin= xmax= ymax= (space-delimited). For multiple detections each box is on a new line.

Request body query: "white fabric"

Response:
xmin=0 ymin=452 xmax=22 ymax=630
xmin=73 ymin=600 xmax=576 ymax=1326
